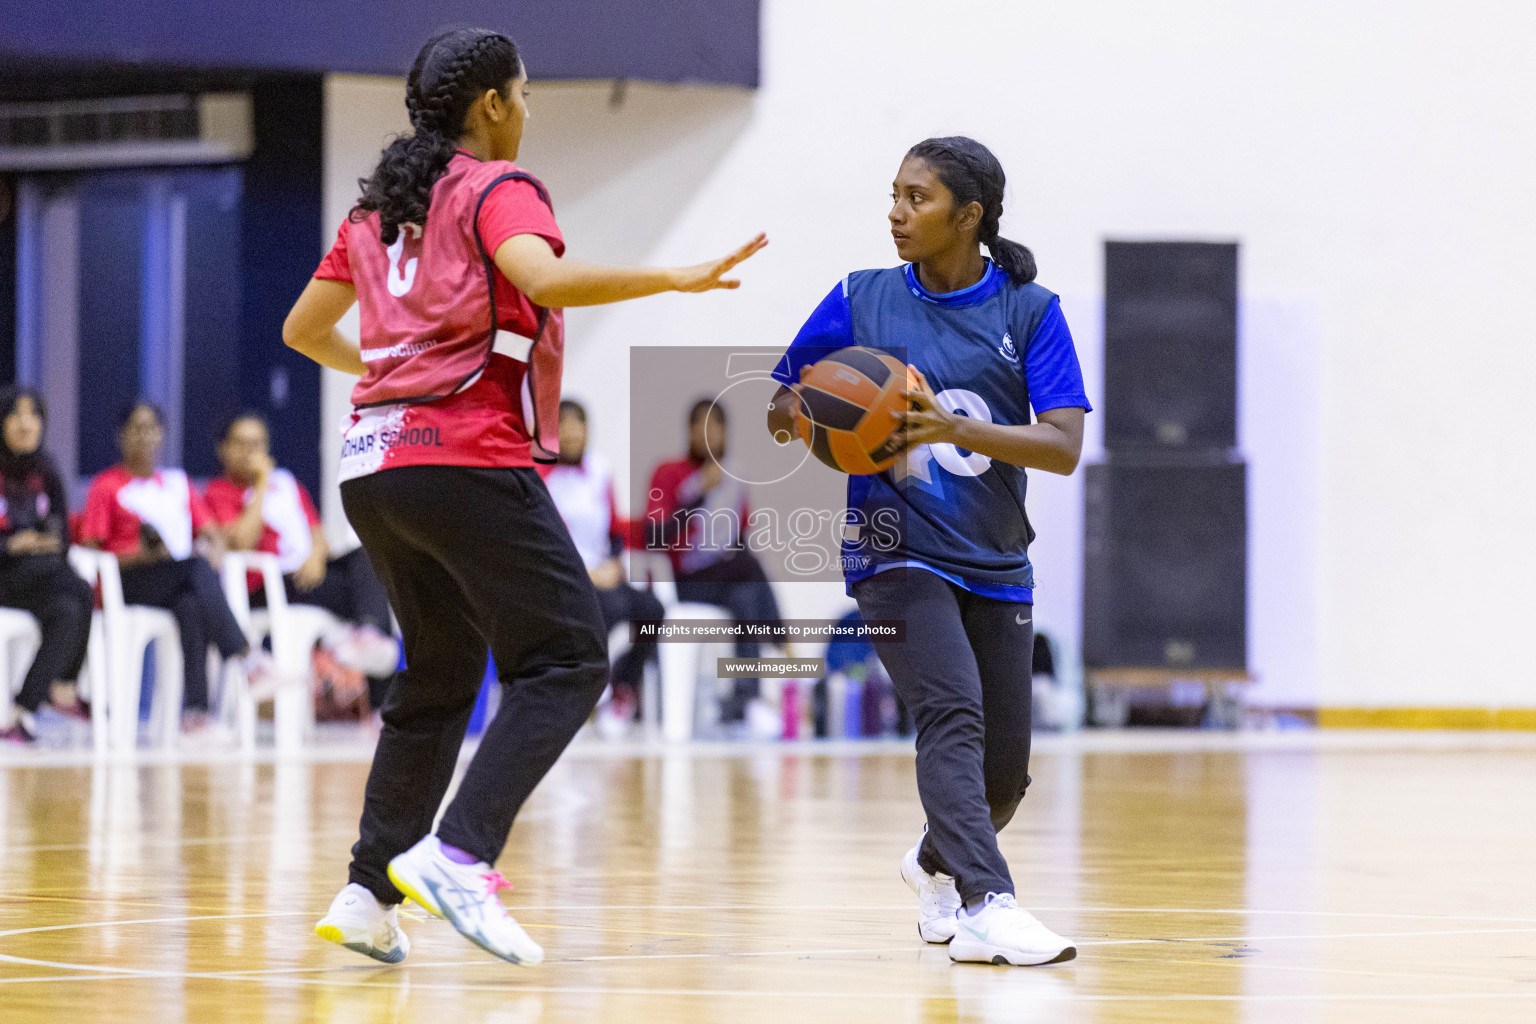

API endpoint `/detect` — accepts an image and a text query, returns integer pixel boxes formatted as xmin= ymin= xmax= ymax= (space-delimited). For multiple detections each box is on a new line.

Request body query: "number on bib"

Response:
xmin=386 ymin=234 xmax=418 ymax=297
xmin=930 ymin=388 xmax=993 ymax=477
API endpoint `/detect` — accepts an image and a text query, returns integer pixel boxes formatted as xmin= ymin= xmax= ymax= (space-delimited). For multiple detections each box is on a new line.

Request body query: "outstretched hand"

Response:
xmin=673 ymin=234 xmax=769 ymax=293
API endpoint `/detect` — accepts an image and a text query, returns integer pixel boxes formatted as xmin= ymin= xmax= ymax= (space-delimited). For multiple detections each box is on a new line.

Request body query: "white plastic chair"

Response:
xmin=89 ymin=549 xmax=184 ymax=752
xmin=626 ymin=551 xmax=733 ymax=742
xmin=0 ymin=609 xmax=41 ymax=731
xmin=220 ymin=551 xmax=339 ymax=753
xmin=0 ymin=553 xmax=110 ymax=752
xmin=66 ymin=547 xmax=116 ymax=756
xmin=218 ymin=552 xmax=271 ymax=752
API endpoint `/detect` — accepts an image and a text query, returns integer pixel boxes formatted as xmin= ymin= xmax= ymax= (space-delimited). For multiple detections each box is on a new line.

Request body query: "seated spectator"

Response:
xmin=79 ymin=400 xmax=249 ymax=734
xmin=0 ymin=386 xmax=94 ymax=745
xmin=647 ymin=398 xmax=785 ymax=729
xmin=205 ymin=412 xmax=398 ymax=709
xmin=541 ymin=400 xmax=662 ymax=737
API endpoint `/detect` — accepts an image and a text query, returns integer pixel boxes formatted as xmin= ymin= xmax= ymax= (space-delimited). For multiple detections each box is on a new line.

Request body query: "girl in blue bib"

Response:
xmin=769 ymin=137 xmax=1090 ymax=967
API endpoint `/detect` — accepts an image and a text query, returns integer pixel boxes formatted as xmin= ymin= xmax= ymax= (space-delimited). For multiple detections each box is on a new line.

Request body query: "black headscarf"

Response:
xmin=0 ymin=386 xmax=71 ymax=546
xmin=0 ymin=385 xmax=51 ymax=479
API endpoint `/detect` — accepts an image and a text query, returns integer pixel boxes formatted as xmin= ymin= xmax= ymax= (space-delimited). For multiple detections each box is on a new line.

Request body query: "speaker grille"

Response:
xmin=1083 ymin=462 xmax=1247 ymax=669
xmin=1104 ymin=242 xmax=1238 ymax=452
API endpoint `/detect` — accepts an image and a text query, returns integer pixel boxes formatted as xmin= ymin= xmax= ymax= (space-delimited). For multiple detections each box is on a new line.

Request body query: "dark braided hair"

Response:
xmin=905 ymin=137 xmax=1037 ymax=285
xmin=352 ymin=28 xmax=521 ymax=245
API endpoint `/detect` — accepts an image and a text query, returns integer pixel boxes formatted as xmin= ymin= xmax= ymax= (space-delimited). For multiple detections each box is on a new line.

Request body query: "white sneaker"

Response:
xmin=594 ymin=700 xmax=632 ymax=741
xmin=901 ymin=843 xmax=960 ymax=943
xmin=331 ymin=626 xmax=401 ymax=678
xmin=949 ymin=893 xmax=1076 ymax=966
xmin=315 ymin=883 xmax=410 ymax=964
xmin=387 ymin=835 xmax=544 ymax=966
xmin=743 ymin=697 xmax=783 ymax=740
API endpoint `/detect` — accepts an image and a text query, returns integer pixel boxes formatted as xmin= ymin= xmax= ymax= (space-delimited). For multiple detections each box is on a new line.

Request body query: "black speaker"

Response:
xmin=1082 ymin=462 xmax=1246 ymax=669
xmin=1104 ymin=242 xmax=1237 ymax=452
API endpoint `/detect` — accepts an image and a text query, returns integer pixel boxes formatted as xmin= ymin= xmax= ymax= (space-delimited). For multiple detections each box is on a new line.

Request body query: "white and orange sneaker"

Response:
xmin=387 ymin=835 xmax=543 ymax=966
xmin=315 ymin=883 xmax=410 ymax=964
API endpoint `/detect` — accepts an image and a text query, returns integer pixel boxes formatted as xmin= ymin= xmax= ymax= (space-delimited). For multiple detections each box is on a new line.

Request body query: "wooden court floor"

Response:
xmin=2 ymin=734 xmax=1535 ymax=1023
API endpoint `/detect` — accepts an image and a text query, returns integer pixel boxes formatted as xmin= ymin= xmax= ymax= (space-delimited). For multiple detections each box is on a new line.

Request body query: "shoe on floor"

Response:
xmin=594 ymin=700 xmax=632 ymax=741
xmin=901 ymin=843 xmax=960 ymax=943
xmin=1 ymin=712 xmax=37 ymax=746
xmin=387 ymin=835 xmax=543 ymax=966
xmin=315 ymin=883 xmax=410 ymax=964
xmin=180 ymin=712 xmax=236 ymax=749
xmin=949 ymin=893 xmax=1076 ymax=966
xmin=331 ymin=626 xmax=402 ymax=678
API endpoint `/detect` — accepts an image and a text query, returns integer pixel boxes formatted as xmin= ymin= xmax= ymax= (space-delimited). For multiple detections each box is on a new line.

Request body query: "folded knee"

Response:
xmin=986 ymin=773 xmax=1031 ymax=830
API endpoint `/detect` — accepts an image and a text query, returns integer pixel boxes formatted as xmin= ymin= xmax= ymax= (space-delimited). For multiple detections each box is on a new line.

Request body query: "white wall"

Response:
xmin=321 ymin=75 xmax=411 ymax=551
xmin=321 ymin=0 xmax=1536 ymax=710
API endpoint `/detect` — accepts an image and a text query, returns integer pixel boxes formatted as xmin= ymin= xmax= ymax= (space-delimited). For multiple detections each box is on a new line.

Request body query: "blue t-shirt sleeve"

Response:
xmin=1023 ymin=298 xmax=1092 ymax=414
xmin=772 ymin=279 xmax=855 ymax=386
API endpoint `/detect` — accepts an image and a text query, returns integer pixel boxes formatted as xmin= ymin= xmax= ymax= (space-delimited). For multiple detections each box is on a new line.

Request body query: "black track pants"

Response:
xmin=340 ymin=466 xmax=608 ymax=904
xmin=852 ymin=568 xmax=1033 ymax=903
xmin=0 ymin=554 xmax=93 ymax=712
xmin=120 ymin=556 xmax=249 ymax=712
xmin=594 ymin=583 xmax=664 ymax=691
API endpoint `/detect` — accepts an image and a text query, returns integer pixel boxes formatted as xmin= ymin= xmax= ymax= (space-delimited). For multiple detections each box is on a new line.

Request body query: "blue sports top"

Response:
xmin=772 ymin=260 xmax=1091 ymax=603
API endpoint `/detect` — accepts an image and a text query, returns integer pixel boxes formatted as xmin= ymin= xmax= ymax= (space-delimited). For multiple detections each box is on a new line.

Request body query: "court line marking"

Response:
xmin=0 ymin=945 xmax=927 ymax=983
xmin=11 ymin=904 xmax=1536 ymax=931
xmin=4 ymin=914 xmax=1536 ymax=978
xmin=2 ymin=830 xmax=362 ymax=855
xmin=1079 ymin=927 xmax=1536 ymax=946
xmin=0 ymin=911 xmax=310 ymax=940
xmin=213 ymin=984 xmax=1536 ymax=1003
xmin=498 ymin=905 xmax=1536 ymax=924
xmin=209 ymin=979 xmax=1536 ymax=1003
xmin=6 ymin=961 xmax=1535 ymax=1005
xmin=9 ymin=906 xmax=1536 ymax=940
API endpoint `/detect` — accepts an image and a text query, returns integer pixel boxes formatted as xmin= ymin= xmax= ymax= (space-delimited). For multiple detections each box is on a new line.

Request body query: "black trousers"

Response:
xmin=852 ymin=569 xmax=1033 ymax=903
xmin=341 ymin=466 xmax=608 ymax=904
xmin=676 ymin=550 xmax=784 ymax=720
xmin=253 ymin=547 xmax=395 ymax=708
xmin=0 ymin=554 xmax=93 ymax=712
xmin=119 ymin=556 xmax=248 ymax=712
xmin=594 ymin=583 xmax=664 ymax=691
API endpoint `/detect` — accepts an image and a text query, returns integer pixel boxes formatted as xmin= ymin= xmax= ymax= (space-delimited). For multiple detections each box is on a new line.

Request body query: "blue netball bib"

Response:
xmin=773 ymin=261 xmax=1090 ymax=602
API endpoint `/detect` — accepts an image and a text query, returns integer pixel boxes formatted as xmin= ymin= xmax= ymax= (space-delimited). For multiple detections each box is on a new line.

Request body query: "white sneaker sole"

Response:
xmin=899 ymin=849 xmax=958 ymax=944
xmin=949 ymin=938 xmax=1077 ymax=966
xmin=314 ymin=918 xmax=408 ymax=964
xmin=387 ymin=858 xmax=543 ymax=967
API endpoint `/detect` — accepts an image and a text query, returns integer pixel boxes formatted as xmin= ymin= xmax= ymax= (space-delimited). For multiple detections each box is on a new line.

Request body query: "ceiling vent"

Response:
xmin=0 ymin=93 xmax=253 ymax=171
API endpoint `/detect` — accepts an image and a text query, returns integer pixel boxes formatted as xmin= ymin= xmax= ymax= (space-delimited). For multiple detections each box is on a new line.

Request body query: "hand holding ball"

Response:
xmin=793 ymin=347 xmax=919 ymax=475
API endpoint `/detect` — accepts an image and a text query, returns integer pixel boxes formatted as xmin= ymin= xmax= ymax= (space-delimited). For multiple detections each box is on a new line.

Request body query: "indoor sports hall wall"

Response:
xmin=319 ymin=0 xmax=1536 ymax=717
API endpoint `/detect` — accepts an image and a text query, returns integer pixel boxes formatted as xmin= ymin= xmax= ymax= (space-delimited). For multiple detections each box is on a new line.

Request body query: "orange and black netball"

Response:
xmin=795 ymin=346 xmax=917 ymax=475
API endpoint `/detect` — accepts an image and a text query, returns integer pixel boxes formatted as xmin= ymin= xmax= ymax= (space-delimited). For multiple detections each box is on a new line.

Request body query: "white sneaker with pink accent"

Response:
xmin=386 ymin=834 xmax=543 ymax=965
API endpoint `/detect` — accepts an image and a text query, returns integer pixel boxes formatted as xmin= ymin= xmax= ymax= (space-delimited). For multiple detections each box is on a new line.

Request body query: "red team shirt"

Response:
xmin=80 ymin=466 xmax=211 ymax=559
xmin=314 ymin=151 xmax=568 ymax=480
xmin=204 ymin=470 xmax=322 ymax=591
xmin=645 ymin=457 xmax=754 ymax=576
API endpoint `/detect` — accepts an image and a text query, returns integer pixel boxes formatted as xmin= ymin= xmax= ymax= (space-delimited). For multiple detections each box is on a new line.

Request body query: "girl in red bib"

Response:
xmin=286 ymin=28 xmax=765 ymax=967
